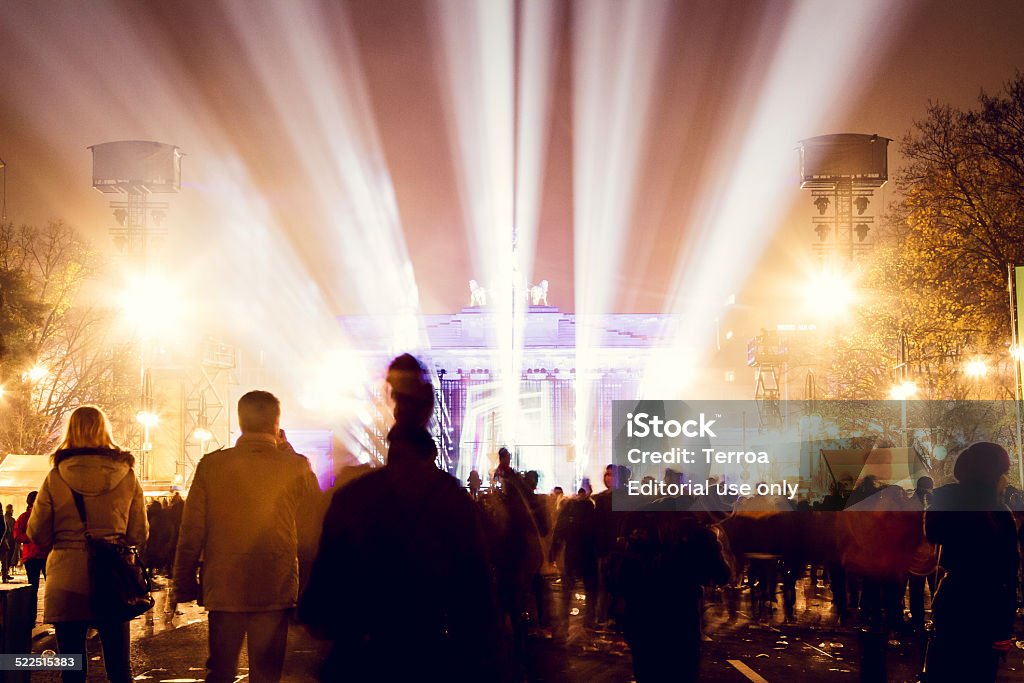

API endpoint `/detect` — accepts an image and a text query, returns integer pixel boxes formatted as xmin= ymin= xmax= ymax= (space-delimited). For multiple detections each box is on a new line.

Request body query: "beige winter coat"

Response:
xmin=27 ymin=447 xmax=148 ymax=623
xmin=172 ymin=432 xmax=320 ymax=612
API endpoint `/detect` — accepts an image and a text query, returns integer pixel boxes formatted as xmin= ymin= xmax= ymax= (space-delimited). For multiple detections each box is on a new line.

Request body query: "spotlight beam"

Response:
xmin=431 ymin=0 xmax=559 ymax=447
xmin=573 ymin=0 xmax=671 ymax=477
xmin=645 ymin=0 xmax=915 ymax=399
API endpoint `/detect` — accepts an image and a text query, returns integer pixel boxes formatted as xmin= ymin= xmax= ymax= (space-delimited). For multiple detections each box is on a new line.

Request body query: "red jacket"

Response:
xmin=13 ymin=508 xmax=45 ymax=561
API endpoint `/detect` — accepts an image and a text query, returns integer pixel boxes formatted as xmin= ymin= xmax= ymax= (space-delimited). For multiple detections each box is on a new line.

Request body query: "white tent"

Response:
xmin=0 ymin=454 xmax=50 ymax=493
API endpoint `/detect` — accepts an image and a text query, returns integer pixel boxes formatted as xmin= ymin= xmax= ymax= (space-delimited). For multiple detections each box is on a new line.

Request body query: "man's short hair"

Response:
xmin=238 ymin=390 xmax=281 ymax=434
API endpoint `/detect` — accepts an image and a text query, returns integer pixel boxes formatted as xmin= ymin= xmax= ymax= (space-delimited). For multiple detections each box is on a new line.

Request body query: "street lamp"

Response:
xmin=23 ymin=365 xmax=48 ymax=383
xmin=191 ymin=426 xmax=213 ymax=456
xmin=890 ymin=381 xmax=917 ymax=447
xmin=889 ymin=381 xmax=918 ymax=401
xmin=964 ymin=358 xmax=988 ymax=379
xmin=191 ymin=426 xmax=213 ymax=442
xmin=136 ymin=410 xmax=158 ymax=453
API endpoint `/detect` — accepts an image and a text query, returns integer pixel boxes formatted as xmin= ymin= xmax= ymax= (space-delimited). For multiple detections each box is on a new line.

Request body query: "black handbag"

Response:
xmin=70 ymin=489 xmax=154 ymax=622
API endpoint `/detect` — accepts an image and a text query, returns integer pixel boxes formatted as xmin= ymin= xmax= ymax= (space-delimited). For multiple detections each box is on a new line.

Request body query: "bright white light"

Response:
xmin=432 ymin=0 xmax=537 ymax=447
xmin=191 ymin=427 xmax=213 ymax=442
xmin=118 ymin=271 xmax=187 ymax=341
xmin=803 ymin=269 xmax=857 ymax=319
xmin=136 ymin=411 xmax=159 ymax=427
xmin=574 ymin=1 xmax=670 ymax=478
xmin=298 ymin=349 xmax=372 ymax=417
xmin=889 ymin=381 xmax=918 ymax=401
xmin=1010 ymin=346 xmax=1024 ymax=362
xmin=24 ymin=365 xmax=48 ymax=383
xmin=964 ymin=358 xmax=988 ymax=379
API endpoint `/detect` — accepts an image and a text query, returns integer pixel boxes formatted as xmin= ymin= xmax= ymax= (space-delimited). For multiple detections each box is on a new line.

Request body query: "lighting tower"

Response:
xmin=91 ymin=141 xmax=182 ymax=479
xmin=763 ymin=134 xmax=892 ymax=420
xmin=90 ymin=141 xmax=183 ymax=260
xmin=798 ymin=133 xmax=889 ymax=263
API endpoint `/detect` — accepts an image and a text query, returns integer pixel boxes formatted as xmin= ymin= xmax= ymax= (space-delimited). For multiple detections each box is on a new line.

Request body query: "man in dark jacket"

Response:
xmin=924 ymin=442 xmax=1019 ymax=683
xmin=299 ymin=355 xmax=499 ymax=682
xmin=1 ymin=503 xmax=15 ymax=582
xmin=611 ymin=511 xmax=731 ymax=683
xmin=550 ymin=488 xmax=600 ymax=635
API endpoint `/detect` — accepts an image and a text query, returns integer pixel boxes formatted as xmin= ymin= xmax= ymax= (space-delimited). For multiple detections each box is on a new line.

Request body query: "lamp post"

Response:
xmin=118 ymin=270 xmax=186 ymax=481
xmin=191 ymin=426 xmax=213 ymax=455
xmin=890 ymin=380 xmax=918 ymax=447
xmin=136 ymin=410 xmax=158 ymax=477
xmin=964 ymin=358 xmax=989 ymax=400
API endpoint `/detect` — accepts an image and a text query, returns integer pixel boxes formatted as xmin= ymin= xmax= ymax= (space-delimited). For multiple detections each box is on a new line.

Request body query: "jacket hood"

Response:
xmin=54 ymin=447 xmax=134 ymax=496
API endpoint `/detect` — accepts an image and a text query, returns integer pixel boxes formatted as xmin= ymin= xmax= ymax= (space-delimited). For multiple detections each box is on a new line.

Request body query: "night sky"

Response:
xmin=1 ymin=0 xmax=1023 ymax=319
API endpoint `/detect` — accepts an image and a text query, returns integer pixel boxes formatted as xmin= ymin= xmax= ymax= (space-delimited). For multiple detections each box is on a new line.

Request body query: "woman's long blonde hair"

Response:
xmin=55 ymin=405 xmax=121 ymax=453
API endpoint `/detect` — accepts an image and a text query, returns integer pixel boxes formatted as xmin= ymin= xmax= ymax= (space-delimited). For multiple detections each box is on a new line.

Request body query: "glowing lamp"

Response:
xmin=24 ymin=365 xmax=48 ymax=383
xmin=192 ymin=427 xmax=213 ymax=442
xmin=136 ymin=411 xmax=159 ymax=427
xmin=964 ymin=359 xmax=988 ymax=379
xmin=889 ymin=381 xmax=918 ymax=401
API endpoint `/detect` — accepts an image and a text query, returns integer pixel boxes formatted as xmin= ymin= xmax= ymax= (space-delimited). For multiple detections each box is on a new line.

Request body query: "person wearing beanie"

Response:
xmin=300 ymin=354 xmax=500 ymax=682
xmin=924 ymin=442 xmax=1019 ymax=682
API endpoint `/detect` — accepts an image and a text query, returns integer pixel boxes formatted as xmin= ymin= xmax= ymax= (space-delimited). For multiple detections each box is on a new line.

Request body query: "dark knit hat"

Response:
xmin=953 ymin=442 xmax=1010 ymax=485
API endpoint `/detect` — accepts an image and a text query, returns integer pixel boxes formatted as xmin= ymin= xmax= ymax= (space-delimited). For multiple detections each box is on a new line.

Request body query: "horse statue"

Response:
xmin=469 ymin=279 xmax=487 ymax=307
xmin=529 ymin=279 xmax=548 ymax=306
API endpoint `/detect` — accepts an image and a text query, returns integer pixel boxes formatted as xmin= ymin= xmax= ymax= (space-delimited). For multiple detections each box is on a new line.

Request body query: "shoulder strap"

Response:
xmin=68 ymin=485 xmax=92 ymax=539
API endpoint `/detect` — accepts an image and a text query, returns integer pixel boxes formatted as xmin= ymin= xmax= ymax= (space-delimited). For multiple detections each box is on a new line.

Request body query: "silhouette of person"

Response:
xmin=924 ymin=442 xmax=1019 ymax=683
xmin=300 ymin=354 xmax=500 ymax=682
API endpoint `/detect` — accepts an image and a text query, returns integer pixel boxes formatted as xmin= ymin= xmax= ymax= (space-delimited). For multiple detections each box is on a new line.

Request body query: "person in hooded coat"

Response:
xmin=299 ymin=354 xmax=500 ymax=683
xmin=28 ymin=405 xmax=148 ymax=683
xmin=924 ymin=441 xmax=1019 ymax=683
xmin=13 ymin=491 xmax=47 ymax=624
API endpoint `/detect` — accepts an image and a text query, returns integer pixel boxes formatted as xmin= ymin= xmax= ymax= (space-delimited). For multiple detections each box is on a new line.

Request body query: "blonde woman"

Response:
xmin=28 ymin=405 xmax=148 ymax=683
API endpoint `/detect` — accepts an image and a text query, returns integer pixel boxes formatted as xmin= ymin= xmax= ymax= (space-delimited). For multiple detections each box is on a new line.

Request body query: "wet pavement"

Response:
xmin=15 ymin=569 xmax=1024 ymax=682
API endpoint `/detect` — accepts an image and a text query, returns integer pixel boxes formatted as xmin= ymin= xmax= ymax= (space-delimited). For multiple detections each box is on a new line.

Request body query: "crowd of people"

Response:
xmin=144 ymin=492 xmax=184 ymax=575
xmin=5 ymin=352 xmax=1023 ymax=683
